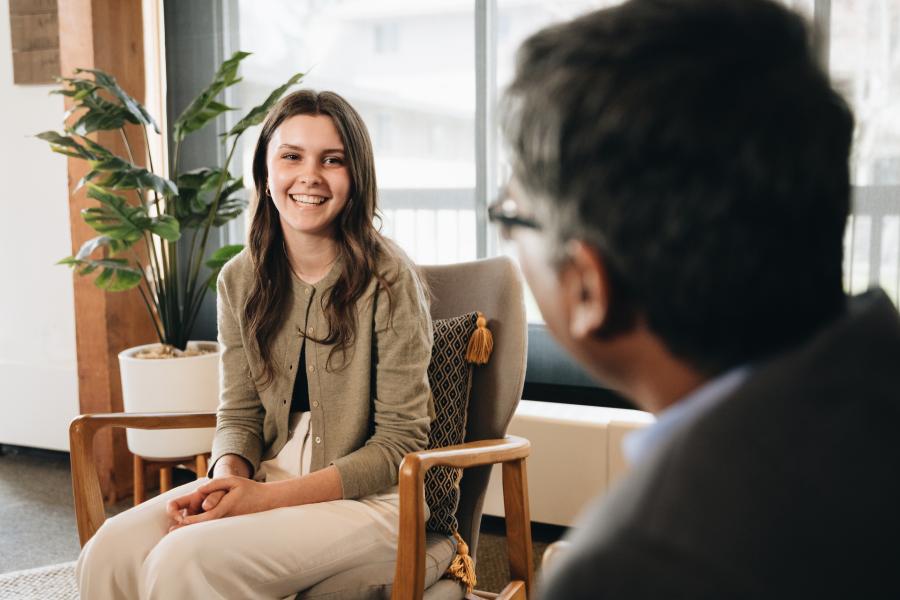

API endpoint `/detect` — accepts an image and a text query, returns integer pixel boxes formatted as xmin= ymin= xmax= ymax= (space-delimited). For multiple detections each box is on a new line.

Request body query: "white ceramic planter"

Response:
xmin=119 ymin=341 xmax=220 ymax=460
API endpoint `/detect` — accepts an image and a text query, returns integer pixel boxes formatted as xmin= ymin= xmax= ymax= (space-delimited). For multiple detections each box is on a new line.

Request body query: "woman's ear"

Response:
xmin=562 ymin=240 xmax=612 ymax=340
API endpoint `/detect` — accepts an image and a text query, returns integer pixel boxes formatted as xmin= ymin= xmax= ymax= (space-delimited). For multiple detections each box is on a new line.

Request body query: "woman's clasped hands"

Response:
xmin=166 ymin=477 xmax=275 ymax=532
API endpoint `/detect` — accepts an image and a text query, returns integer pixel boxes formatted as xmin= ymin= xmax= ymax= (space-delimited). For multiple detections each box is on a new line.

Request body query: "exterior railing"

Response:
xmin=379 ymin=186 xmax=900 ymax=305
xmin=379 ymin=188 xmax=478 ymax=265
xmin=846 ymin=187 xmax=900 ymax=304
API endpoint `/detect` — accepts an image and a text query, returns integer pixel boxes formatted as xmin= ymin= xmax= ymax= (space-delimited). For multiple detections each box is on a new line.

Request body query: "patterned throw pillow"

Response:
xmin=425 ymin=312 xmax=479 ymax=535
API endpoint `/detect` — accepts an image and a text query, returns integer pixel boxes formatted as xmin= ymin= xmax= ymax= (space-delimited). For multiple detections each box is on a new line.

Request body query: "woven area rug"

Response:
xmin=0 ymin=561 xmax=77 ymax=600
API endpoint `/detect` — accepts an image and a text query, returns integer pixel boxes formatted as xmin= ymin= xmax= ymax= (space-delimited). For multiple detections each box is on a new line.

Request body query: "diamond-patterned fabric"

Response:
xmin=425 ymin=312 xmax=479 ymax=535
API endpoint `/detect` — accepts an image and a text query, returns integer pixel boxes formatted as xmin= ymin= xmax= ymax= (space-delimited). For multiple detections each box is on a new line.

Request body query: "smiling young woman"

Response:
xmin=267 ymin=113 xmax=351 ymax=247
xmin=75 ymin=90 xmax=436 ymax=599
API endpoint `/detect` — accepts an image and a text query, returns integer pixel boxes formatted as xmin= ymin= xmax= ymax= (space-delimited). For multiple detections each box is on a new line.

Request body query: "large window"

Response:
xmin=170 ymin=0 xmax=900 ymax=402
xmin=226 ymin=0 xmax=900 ymax=312
xmin=831 ymin=0 xmax=900 ymax=186
xmin=829 ymin=0 xmax=900 ymax=301
xmin=228 ymin=1 xmax=635 ymax=273
xmin=231 ymin=0 xmax=477 ymax=264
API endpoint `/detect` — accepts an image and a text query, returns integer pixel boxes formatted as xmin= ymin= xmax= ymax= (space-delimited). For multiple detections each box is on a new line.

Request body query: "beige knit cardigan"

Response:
xmin=211 ymin=247 xmax=434 ymax=499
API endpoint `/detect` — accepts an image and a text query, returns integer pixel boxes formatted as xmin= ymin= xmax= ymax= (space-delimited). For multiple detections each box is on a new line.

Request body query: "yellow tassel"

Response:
xmin=465 ymin=312 xmax=493 ymax=365
xmin=447 ymin=530 xmax=477 ymax=594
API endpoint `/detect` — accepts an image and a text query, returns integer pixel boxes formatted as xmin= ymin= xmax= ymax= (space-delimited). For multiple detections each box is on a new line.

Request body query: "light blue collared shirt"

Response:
xmin=622 ymin=366 xmax=751 ymax=466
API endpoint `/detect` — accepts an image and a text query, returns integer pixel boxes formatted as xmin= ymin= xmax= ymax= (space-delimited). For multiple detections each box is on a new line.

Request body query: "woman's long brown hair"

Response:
xmin=247 ymin=90 xmax=396 ymax=387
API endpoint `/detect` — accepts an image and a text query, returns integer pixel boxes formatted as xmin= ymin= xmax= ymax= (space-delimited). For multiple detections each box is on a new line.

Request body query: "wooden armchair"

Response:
xmin=70 ymin=256 xmax=533 ymax=600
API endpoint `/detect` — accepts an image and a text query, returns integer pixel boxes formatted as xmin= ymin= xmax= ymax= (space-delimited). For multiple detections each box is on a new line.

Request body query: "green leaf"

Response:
xmin=176 ymin=101 xmax=238 ymax=142
xmin=226 ymin=72 xmax=304 ymax=138
xmin=36 ymin=131 xmax=120 ymax=164
xmin=79 ymin=156 xmax=178 ymax=197
xmin=92 ymin=259 xmax=144 ymax=291
xmin=74 ymin=68 xmax=160 ymax=133
xmin=174 ymin=167 xmax=223 ymax=227
xmin=51 ymin=71 xmax=157 ymax=136
xmin=82 ymin=185 xmax=151 ymax=241
xmin=173 ymin=51 xmax=251 ymax=143
xmin=176 ymin=167 xmax=220 ymax=190
xmin=58 ymin=255 xmax=143 ymax=291
xmin=174 ymin=168 xmax=247 ymax=228
xmin=205 ymin=243 xmax=244 ymax=269
xmin=51 ymin=77 xmax=98 ymax=101
xmin=211 ymin=177 xmax=248 ymax=226
xmin=149 ymin=214 xmax=180 ymax=242
xmin=76 ymin=133 xmax=116 ymax=159
xmin=36 ymin=131 xmax=95 ymax=160
xmin=69 ymin=94 xmax=136 ymax=135
xmin=73 ymin=234 xmax=133 ymax=259
xmin=204 ymin=244 xmax=244 ymax=290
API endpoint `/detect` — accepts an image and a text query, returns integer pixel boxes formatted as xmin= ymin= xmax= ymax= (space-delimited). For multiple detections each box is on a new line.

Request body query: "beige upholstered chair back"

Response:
xmin=420 ymin=256 xmax=528 ymax=561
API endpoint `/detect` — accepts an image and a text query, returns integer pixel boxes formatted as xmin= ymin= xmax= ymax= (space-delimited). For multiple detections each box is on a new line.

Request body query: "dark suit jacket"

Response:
xmin=541 ymin=290 xmax=900 ymax=599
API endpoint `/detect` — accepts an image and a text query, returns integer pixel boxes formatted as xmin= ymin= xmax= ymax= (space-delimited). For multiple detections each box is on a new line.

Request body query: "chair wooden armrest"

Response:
xmin=391 ymin=435 xmax=533 ymax=600
xmin=69 ymin=412 xmax=217 ymax=546
xmin=72 ymin=417 xmax=532 ymax=599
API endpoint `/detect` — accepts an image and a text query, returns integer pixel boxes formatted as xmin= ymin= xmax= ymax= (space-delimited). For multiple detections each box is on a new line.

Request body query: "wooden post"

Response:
xmin=133 ymin=453 xmax=145 ymax=506
xmin=196 ymin=453 xmax=209 ymax=477
xmin=502 ymin=458 xmax=535 ymax=599
xmin=58 ymin=0 xmax=157 ymax=503
xmin=8 ymin=0 xmax=61 ymax=84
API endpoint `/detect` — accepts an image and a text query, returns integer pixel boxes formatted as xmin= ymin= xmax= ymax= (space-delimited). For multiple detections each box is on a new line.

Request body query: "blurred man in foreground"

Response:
xmin=494 ymin=0 xmax=900 ymax=597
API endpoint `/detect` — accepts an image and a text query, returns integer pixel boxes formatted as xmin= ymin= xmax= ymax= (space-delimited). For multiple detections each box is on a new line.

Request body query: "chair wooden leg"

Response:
xmin=160 ymin=465 xmax=172 ymax=493
xmin=196 ymin=453 xmax=208 ymax=477
xmin=502 ymin=458 xmax=535 ymax=599
xmin=133 ymin=454 xmax=145 ymax=506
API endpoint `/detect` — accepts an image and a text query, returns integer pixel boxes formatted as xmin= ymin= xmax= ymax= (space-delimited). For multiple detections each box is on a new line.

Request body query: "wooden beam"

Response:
xmin=58 ymin=0 xmax=157 ymax=503
xmin=9 ymin=0 xmax=60 ymax=84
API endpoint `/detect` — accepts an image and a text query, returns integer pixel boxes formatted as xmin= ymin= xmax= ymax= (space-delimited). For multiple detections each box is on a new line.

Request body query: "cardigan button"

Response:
xmin=307 ymin=326 xmax=314 ymax=335
xmin=312 ymin=400 xmax=319 ymax=408
xmin=304 ymin=288 xmax=311 ymax=296
xmin=315 ymin=436 xmax=321 ymax=444
xmin=308 ymin=364 xmax=315 ymax=373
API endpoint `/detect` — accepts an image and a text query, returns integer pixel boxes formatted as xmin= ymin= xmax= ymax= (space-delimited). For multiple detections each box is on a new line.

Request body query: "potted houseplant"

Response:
xmin=39 ymin=52 xmax=302 ymax=460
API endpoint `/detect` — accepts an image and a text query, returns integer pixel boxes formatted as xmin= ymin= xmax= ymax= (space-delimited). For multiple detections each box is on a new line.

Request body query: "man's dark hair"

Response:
xmin=503 ymin=0 xmax=854 ymax=374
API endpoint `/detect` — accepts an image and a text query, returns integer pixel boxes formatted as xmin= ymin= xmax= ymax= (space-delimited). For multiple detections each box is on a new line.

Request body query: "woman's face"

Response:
xmin=266 ymin=114 xmax=351 ymax=240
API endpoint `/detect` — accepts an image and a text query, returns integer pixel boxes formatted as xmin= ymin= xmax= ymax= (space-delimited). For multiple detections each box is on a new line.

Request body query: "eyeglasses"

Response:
xmin=487 ymin=185 xmax=541 ymax=237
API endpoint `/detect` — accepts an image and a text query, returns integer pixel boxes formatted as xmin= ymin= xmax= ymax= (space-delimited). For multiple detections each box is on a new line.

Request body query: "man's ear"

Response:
xmin=563 ymin=241 xmax=612 ymax=340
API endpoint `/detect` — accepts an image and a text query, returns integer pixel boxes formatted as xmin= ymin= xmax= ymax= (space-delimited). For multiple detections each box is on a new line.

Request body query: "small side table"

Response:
xmin=133 ymin=453 xmax=210 ymax=505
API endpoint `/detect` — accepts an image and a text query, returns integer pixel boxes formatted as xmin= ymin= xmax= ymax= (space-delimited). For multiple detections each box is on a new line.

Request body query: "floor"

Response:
xmin=0 ymin=444 xmax=564 ymax=593
xmin=0 ymin=445 xmax=85 ymax=573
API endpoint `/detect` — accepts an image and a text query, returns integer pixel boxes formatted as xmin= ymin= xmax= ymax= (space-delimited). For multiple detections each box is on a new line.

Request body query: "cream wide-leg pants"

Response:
xmin=77 ymin=413 xmax=402 ymax=599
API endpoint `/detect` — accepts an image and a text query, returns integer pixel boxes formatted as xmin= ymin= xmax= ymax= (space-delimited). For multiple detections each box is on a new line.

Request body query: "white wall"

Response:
xmin=0 ymin=0 xmax=79 ymax=450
